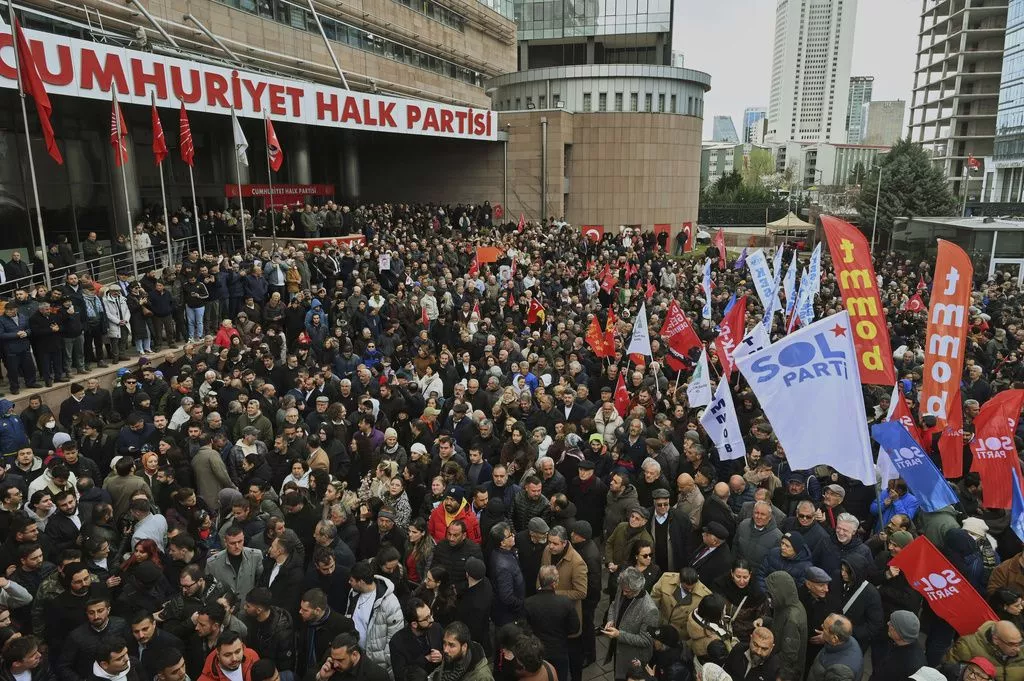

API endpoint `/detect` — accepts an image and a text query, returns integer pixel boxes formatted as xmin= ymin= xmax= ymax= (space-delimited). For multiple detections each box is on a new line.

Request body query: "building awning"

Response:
xmin=766 ymin=212 xmax=815 ymax=231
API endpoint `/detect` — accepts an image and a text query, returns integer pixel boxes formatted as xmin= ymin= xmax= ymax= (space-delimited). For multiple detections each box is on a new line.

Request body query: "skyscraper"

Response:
xmin=909 ymin=0 xmax=1006 ymax=199
xmin=713 ymin=116 xmax=740 ymax=143
xmin=992 ymin=0 xmax=1024 ymax=202
xmin=742 ymin=107 xmax=768 ymax=143
xmin=767 ymin=0 xmax=859 ymax=144
xmin=846 ymin=76 xmax=874 ymax=144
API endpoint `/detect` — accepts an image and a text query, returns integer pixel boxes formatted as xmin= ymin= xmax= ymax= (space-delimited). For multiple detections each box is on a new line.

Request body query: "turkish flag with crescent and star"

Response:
xmin=582 ymin=225 xmax=604 ymax=242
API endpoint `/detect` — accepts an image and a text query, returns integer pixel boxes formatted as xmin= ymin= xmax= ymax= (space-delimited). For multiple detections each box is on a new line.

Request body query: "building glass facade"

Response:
xmin=513 ymin=0 xmax=670 ymax=40
xmin=995 ymin=0 xmax=1024 ymax=167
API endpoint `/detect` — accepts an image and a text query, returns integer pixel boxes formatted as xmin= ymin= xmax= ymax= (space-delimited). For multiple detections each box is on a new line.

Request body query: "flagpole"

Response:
xmin=113 ymin=90 xmax=140 ymax=282
xmin=153 ymin=94 xmax=172 ymax=271
xmin=232 ymin=109 xmax=248 ymax=253
xmin=265 ymin=113 xmax=276 ymax=247
xmin=188 ymin=164 xmax=202 ymax=257
xmin=8 ymin=5 xmax=52 ymax=289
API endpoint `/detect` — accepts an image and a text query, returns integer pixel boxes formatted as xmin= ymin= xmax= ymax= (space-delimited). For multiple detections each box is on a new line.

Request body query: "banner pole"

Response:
xmin=266 ymin=114 xmax=276 ymax=247
xmin=9 ymin=7 xmax=52 ymax=289
xmin=153 ymin=95 xmax=172 ymax=271
xmin=188 ymin=164 xmax=202 ymax=257
xmin=113 ymin=91 xmax=139 ymax=282
xmin=232 ymin=108 xmax=248 ymax=253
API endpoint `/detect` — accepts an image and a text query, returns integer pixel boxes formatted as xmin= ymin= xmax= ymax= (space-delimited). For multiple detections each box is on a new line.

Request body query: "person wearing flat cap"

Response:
xmin=605 ymin=506 xmax=655 ymax=591
xmin=688 ymin=521 xmax=733 ymax=586
xmin=647 ymin=488 xmax=694 ymax=574
xmin=870 ymin=610 xmax=925 ymax=681
xmin=426 ymin=484 xmax=481 ymax=545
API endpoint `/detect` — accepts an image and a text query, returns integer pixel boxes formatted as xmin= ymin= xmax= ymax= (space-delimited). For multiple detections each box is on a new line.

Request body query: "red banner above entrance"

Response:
xmin=225 ymin=184 xmax=335 ymax=198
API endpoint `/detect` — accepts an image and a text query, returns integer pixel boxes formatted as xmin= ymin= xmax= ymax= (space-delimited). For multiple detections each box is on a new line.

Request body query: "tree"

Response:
xmin=847 ymin=161 xmax=867 ymax=186
xmin=855 ymin=139 xmax=957 ymax=237
xmin=702 ymin=171 xmax=775 ymax=204
xmin=742 ymin=148 xmax=776 ymax=187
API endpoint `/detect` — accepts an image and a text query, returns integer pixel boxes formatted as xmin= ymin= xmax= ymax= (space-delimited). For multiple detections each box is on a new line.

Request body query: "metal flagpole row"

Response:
xmin=8 ymin=0 xmax=52 ymax=289
xmin=266 ymin=114 xmax=276 ymax=247
xmin=189 ymin=164 xmax=202 ymax=257
xmin=232 ymin=108 xmax=248 ymax=250
xmin=113 ymin=90 xmax=140 ymax=282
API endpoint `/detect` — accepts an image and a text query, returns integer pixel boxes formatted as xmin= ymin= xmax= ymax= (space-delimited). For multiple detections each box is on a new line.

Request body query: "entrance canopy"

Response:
xmin=767 ymin=212 xmax=815 ymax=232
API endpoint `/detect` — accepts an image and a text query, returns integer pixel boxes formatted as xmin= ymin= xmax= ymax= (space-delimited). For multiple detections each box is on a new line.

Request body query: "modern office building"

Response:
xmin=487 ymin=0 xmax=711 ymax=231
xmin=846 ymin=76 xmax=874 ymax=144
xmin=767 ymin=0 xmax=859 ymax=144
xmin=701 ymin=142 xmax=745 ymax=185
xmin=713 ymin=116 xmax=740 ymax=143
xmin=863 ymin=100 xmax=907 ymax=146
xmin=743 ymin=107 xmax=768 ymax=143
xmin=991 ymin=0 xmax=1024 ymax=202
xmin=774 ymin=140 xmax=890 ymax=187
xmin=0 ymin=0 xmax=520 ymax=249
xmin=909 ymin=0 xmax=1007 ymax=202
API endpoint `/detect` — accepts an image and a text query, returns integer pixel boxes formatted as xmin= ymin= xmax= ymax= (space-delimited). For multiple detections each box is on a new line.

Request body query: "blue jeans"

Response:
xmin=186 ymin=306 xmax=205 ymax=339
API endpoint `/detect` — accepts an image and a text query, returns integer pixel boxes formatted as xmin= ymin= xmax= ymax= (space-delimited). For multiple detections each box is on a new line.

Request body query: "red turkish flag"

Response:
xmin=970 ymin=389 xmax=1024 ymax=508
xmin=714 ymin=228 xmax=727 ymax=269
xmin=582 ymin=225 xmax=604 ymax=242
xmin=526 ymin=298 xmax=545 ymax=324
xmin=889 ymin=536 xmax=997 ymax=635
xmin=493 ymin=203 xmax=503 ymax=220
xmin=468 ymin=254 xmax=480 ymax=277
xmin=14 ymin=20 xmax=62 ymax=164
xmin=938 ymin=386 xmax=965 ymax=478
xmin=917 ymin=273 xmax=927 ymax=291
xmin=682 ymin=222 xmax=693 ymax=252
xmin=715 ymin=295 xmax=747 ymax=382
xmin=903 ymin=293 xmax=926 ymax=313
xmin=265 ymin=115 xmax=283 ymax=172
xmin=421 ymin=306 xmax=429 ymax=327
xmin=659 ymin=300 xmax=702 ymax=372
xmin=614 ymin=373 xmax=630 ymax=417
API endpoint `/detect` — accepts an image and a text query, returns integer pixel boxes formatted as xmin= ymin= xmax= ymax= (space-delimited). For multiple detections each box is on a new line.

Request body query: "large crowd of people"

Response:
xmin=0 ymin=202 xmax=1016 ymax=681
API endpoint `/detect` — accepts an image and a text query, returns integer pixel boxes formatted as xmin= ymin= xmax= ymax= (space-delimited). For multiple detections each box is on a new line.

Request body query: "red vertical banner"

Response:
xmin=714 ymin=228 xmax=727 ymax=269
xmin=682 ymin=222 xmax=694 ymax=252
xmin=715 ymin=295 xmax=747 ymax=382
xmin=820 ymin=215 xmax=896 ymax=385
xmin=969 ymin=389 xmax=1024 ymax=508
xmin=921 ymin=240 xmax=973 ymax=421
xmin=889 ymin=536 xmax=998 ymax=635
xmin=614 ymin=373 xmax=630 ymax=417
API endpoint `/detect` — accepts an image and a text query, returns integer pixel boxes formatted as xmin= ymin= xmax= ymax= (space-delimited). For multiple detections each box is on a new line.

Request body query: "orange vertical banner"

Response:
xmin=820 ymin=215 xmax=896 ymax=386
xmin=921 ymin=240 xmax=974 ymax=421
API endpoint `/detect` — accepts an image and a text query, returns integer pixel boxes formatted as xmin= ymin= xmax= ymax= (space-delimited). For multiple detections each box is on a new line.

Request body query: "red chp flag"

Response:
xmin=517 ymin=213 xmax=526 ymax=233
xmin=659 ymin=300 xmax=702 ymax=372
xmin=420 ymin=305 xmax=429 ymax=327
xmin=151 ymin=103 xmax=167 ymax=165
xmin=921 ymin=241 xmax=973 ymax=422
xmin=110 ymin=95 xmax=128 ymax=168
xmin=179 ymin=103 xmax=194 ymax=167
xmin=614 ymin=373 xmax=630 ymax=417
xmin=715 ymin=295 xmax=748 ymax=382
xmin=14 ymin=20 xmax=62 ymax=164
xmin=821 ymin=215 xmax=896 ymax=385
xmin=265 ymin=115 xmax=283 ymax=172
xmin=714 ymin=228 xmax=726 ymax=269
xmin=938 ymin=386 xmax=965 ymax=479
xmin=587 ymin=316 xmax=611 ymax=357
xmin=903 ymin=293 xmax=926 ymax=313
xmin=970 ymin=389 xmax=1024 ymax=508
xmin=468 ymin=253 xmax=480 ymax=277
xmin=890 ymin=536 xmax=997 ymax=635
xmin=605 ymin=307 xmax=618 ymax=353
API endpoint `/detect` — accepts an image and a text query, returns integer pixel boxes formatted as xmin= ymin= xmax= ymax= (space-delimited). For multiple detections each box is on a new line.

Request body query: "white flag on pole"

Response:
xmin=733 ymin=323 xmax=771 ymax=362
xmin=783 ymin=251 xmax=798 ymax=319
xmin=701 ymin=260 xmax=712 ymax=320
xmin=687 ymin=348 xmax=713 ymax=407
xmin=808 ymin=242 xmax=822 ymax=295
xmin=627 ymin=302 xmax=652 ymax=357
xmin=700 ymin=377 xmax=746 ymax=461
xmin=736 ymin=310 xmax=876 ymax=484
xmin=232 ymin=109 xmax=249 ymax=167
xmin=745 ymin=250 xmax=774 ymax=313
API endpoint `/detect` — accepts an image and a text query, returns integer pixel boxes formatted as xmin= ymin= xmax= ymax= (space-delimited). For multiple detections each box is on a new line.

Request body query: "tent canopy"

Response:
xmin=767 ymin=211 xmax=815 ymax=231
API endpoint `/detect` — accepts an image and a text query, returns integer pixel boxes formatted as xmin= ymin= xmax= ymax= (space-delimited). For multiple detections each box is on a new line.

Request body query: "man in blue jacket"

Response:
xmin=0 ymin=303 xmax=37 ymax=393
xmin=0 ymin=399 xmax=28 ymax=456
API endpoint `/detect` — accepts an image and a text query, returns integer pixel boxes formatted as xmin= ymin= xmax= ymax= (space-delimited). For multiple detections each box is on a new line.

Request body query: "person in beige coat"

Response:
xmin=651 ymin=567 xmax=712 ymax=640
xmin=539 ymin=525 xmax=588 ymax=636
xmin=192 ymin=434 xmax=236 ymax=511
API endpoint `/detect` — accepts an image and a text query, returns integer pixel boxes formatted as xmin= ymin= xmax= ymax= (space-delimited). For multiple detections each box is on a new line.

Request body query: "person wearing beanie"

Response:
xmin=872 ymin=529 xmax=923 ymax=666
xmin=454 ymin=557 xmax=494 ymax=656
xmin=427 ymin=484 xmax=481 ymax=545
xmin=871 ymin=611 xmax=925 ymax=681
xmin=756 ymin=531 xmax=813 ymax=592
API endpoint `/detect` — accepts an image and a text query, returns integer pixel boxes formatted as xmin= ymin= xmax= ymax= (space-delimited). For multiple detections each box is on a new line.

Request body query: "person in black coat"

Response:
xmin=798 ymin=567 xmax=843 ymax=669
xmin=688 ymin=522 xmax=733 ymax=586
xmin=57 ymin=597 xmax=128 ymax=681
xmin=296 ymin=588 xmax=355 ymax=680
xmin=454 ymin=558 xmax=493 ymax=656
xmin=45 ymin=490 xmax=82 ymax=553
xmin=567 ymin=460 xmax=607 ymax=536
xmin=700 ymin=486 xmax=737 ymax=542
xmin=303 ymin=549 xmax=351 ymax=613
xmin=723 ymin=627 xmax=781 ymax=681
xmin=28 ymin=305 xmax=65 ymax=385
xmin=257 ymin=530 xmax=305 ymax=612
xmin=524 ymin=565 xmax=580 ymax=681
xmin=571 ymin=521 xmax=602 ymax=668
xmin=308 ymin=632 xmax=388 ymax=681
xmin=389 ymin=598 xmax=443 ymax=681
xmin=648 ymin=489 xmax=693 ymax=574
xmin=869 ymin=611 xmax=926 ymax=681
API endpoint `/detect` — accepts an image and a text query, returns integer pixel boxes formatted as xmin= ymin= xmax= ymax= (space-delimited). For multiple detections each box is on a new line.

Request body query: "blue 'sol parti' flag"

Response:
xmin=870 ymin=420 xmax=959 ymax=512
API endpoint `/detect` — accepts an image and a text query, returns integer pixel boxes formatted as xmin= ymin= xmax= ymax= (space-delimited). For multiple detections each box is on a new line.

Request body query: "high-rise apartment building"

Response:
xmin=767 ymin=0 xmax=859 ymax=144
xmin=909 ymin=0 xmax=1006 ymax=200
xmin=743 ymin=107 xmax=768 ymax=143
xmin=846 ymin=76 xmax=874 ymax=144
xmin=713 ymin=116 xmax=741 ymax=142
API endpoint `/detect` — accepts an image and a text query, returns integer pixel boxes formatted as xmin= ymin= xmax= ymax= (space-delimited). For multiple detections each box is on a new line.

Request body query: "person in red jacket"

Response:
xmin=199 ymin=632 xmax=260 ymax=681
xmin=213 ymin=320 xmax=241 ymax=348
xmin=428 ymin=485 xmax=481 ymax=544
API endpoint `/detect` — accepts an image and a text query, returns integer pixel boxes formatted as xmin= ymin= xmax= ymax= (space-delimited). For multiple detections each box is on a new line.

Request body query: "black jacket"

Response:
xmin=567 ymin=476 xmax=607 ymax=534
xmin=524 ymin=590 xmax=579 ymax=659
xmin=297 ymin=608 xmax=353 ymax=678
xmin=56 ymin=618 xmax=128 ymax=681
xmin=389 ymin=623 xmax=443 ymax=681
xmin=245 ymin=605 xmax=296 ymax=671
xmin=127 ymin=629 xmax=183 ymax=678
xmin=723 ymin=646 xmax=781 ymax=681
xmin=45 ymin=512 xmax=81 ymax=553
xmin=689 ymin=543 xmax=733 ymax=587
xmin=869 ymin=641 xmax=926 ymax=681
xmin=257 ymin=553 xmax=305 ymax=611
xmin=454 ymin=579 xmax=493 ymax=654
xmin=432 ymin=539 xmax=483 ymax=594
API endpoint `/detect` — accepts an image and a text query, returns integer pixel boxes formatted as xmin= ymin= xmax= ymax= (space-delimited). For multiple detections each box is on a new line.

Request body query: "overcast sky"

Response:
xmin=677 ymin=0 xmax=922 ymax=139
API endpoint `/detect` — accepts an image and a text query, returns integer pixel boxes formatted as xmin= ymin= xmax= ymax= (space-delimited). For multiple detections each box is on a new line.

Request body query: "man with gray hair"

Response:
xmin=602 ymin=566 xmax=659 ymax=680
xmin=817 ymin=512 xmax=872 ymax=578
xmin=540 ymin=525 xmax=588 ymax=681
xmin=525 ymin=564 xmax=579 ymax=681
xmin=169 ymin=396 xmax=194 ymax=431
xmin=806 ymin=614 xmax=862 ymax=681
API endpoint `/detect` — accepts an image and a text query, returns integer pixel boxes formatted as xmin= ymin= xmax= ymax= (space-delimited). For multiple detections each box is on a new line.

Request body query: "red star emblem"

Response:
xmin=831 ymin=324 xmax=847 ymax=337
